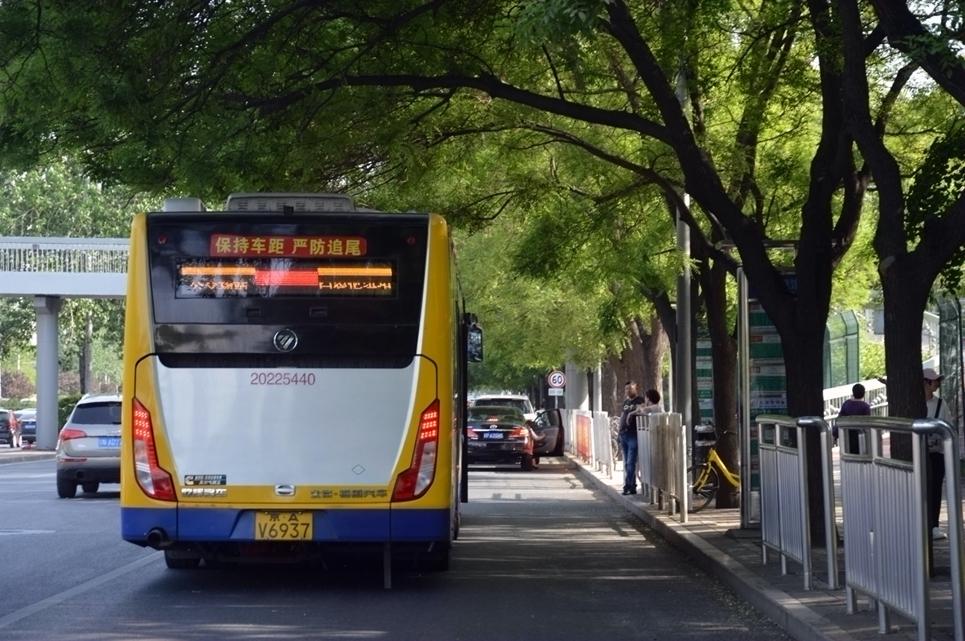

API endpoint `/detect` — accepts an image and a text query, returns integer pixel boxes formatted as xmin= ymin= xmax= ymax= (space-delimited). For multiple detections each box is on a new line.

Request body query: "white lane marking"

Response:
xmin=0 ymin=551 xmax=160 ymax=630
xmin=0 ymin=529 xmax=55 ymax=536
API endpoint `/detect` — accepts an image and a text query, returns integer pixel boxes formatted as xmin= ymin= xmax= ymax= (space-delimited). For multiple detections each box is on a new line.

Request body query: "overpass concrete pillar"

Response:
xmin=34 ymin=296 xmax=61 ymax=450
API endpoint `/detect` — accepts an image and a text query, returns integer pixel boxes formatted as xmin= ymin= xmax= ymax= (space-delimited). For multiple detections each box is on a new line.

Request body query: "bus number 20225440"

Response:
xmin=249 ymin=371 xmax=317 ymax=386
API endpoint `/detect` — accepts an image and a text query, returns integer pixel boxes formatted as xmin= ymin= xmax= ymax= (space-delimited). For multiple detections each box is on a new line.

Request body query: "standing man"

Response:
xmin=619 ymin=381 xmax=646 ymax=496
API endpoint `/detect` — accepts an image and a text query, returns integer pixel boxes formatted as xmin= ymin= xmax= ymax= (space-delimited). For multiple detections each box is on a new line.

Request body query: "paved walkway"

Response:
xmin=572 ymin=456 xmax=961 ymax=641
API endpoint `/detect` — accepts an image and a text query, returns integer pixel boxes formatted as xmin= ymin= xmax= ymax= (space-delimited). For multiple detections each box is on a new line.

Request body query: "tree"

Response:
xmin=1 ymin=1 xmax=960 ymax=527
xmin=0 ymin=157 xmax=151 ymax=386
xmin=839 ymin=1 xmax=965 ymax=433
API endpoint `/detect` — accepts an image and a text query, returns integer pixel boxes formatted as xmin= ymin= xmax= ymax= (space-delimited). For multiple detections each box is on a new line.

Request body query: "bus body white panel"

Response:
xmin=153 ymin=362 xmax=418 ymax=486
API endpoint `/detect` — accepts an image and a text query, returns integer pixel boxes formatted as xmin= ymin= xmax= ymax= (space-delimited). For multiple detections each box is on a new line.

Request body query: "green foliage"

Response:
xmin=0 ymin=0 xmax=956 ymax=403
xmin=59 ymin=394 xmax=81 ymax=427
xmin=514 ymin=0 xmax=607 ymax=44
xmin=859 ymin=336 xmax=886 ymax=381
xmin=0 ymin=158 xmax=144 ymax=391
xmin=906 ymin=120 xmax=965 ymax=293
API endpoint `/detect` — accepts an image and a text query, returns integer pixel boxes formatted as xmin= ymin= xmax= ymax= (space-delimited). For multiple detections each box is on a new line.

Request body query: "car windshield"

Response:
xmin=468 ymin=408 xmax=525 ymax=424
xmin=71 ymin=402 xmax=122 ymax=425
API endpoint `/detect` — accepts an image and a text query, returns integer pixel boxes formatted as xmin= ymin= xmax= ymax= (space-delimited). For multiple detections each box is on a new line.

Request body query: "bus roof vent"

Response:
xmin=225 ymin=193 xmax=356 ymax=213
xmin=162 ymin=197 xmax=206 ymax=212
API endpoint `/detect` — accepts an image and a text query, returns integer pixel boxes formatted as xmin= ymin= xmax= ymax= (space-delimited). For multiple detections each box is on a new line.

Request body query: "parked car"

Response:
xmin=56 ymin=394 xmax=122 ymax=498
xmin=466 ymin=405 xmax=539 ymax=471
xmin=14 ymin=408 xmax=36 ymax=445
xmin=0 ymin=408 xmax=20 ymax=448
xmin=531 ymin=408 xmax=565 ymax=457
xmin=471 ymin=394 xmax=536 ymax=420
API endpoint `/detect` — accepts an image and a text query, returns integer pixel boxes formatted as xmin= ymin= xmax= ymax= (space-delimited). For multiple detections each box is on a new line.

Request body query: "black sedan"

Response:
xmin=466 ymin=406 xmax=539 ymax=471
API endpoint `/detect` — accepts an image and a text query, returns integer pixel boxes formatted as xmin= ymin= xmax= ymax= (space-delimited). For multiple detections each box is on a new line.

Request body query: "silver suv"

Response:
xmin=56 ymin=394 xmax=122 ymax=498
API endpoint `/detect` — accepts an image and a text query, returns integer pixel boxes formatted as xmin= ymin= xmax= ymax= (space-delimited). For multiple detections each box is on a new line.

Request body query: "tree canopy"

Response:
xmin=0 ymin=0 xmax=963 ymax=421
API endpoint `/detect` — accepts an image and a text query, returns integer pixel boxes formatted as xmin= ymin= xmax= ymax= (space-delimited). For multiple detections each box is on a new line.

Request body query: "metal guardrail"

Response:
xmin=835 ymin=416 xmax=964 ymax=641
xmin=756 ymin=414 xmax=839 ymax=591
xmin=636 ymin=413 xmax=688 ymax=522
xmin=637 ymin=416 xmax=654 ymax=500
xmin=0 ymin=237 xmax=128 ymax=273
xmin=562 ymin=409 xmax=614 ymax=479
xmin=592 ymin=411 xmax=613 ymax=476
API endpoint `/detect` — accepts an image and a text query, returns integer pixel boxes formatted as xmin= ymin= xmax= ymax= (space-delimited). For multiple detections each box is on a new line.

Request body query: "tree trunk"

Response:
xmin=699 ymin=255 xmax=739 ymax=508
xmin=881 ymin=260 xmax=932 ymax=460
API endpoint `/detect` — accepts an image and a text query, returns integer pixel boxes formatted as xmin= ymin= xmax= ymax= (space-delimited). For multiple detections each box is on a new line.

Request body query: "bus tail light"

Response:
xmin=132 ymin=399 xmax=175 ymax=501
xmin=392 ymin=400 xmax=440 ymax=502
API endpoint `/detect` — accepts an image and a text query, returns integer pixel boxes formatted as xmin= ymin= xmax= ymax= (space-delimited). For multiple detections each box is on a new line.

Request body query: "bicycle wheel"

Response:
xmin=688 ymin=465 xmax=719 ymax=513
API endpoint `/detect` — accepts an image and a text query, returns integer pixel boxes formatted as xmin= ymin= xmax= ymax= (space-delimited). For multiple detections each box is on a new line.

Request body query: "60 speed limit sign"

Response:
xmin=547 ymin=370 xmax=566 ymax=388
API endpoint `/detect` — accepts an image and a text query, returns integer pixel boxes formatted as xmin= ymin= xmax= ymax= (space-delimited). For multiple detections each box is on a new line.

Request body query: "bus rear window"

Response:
xmin=146 ymin=214 xmax=429 ymax=353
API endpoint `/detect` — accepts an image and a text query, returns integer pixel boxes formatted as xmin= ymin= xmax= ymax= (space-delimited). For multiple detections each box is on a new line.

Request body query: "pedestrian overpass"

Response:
xmin=0 ymin=237 xmax=128 ymax=449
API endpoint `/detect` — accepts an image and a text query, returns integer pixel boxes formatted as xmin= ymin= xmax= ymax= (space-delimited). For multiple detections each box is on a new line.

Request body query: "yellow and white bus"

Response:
xmin=120 ymin=193 xmax=477 ymax=574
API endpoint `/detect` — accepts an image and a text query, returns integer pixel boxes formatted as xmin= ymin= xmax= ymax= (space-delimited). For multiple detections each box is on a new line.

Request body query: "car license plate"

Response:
xmin=484 ymin=431 xmax=502 ymax=440
xmin=98 ymin=436 xmax=121 ymax=448
xmin=255 ymin=511 xmax=313 ymax=541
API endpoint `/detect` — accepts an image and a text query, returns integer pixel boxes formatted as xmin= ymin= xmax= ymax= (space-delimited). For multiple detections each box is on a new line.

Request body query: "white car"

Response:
xmin=472 ymin=394 xmax=536 ymax=420
xmin=55 ymin=394 xmax=122 ymax=498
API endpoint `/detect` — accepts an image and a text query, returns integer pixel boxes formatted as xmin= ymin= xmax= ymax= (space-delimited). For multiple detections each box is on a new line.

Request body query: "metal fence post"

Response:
xmin=797 ymin=416 xmax=839 ymax=590
xmin=913 ymin=419 xmax=964 ymax=641
xmin=835 ymin=416 xmax=962 ymax=641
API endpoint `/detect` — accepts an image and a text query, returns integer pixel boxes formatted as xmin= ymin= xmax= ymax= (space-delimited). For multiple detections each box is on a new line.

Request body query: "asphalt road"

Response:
xmin=0 ymin=458 xmax=788 ymax=641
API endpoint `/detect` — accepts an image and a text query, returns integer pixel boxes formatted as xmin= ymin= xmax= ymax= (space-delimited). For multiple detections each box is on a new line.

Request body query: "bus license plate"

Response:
xmin=255 ymin=512 xmax=313 ymax=541
xmin=98 ymin=436 xmax=121 ymax=448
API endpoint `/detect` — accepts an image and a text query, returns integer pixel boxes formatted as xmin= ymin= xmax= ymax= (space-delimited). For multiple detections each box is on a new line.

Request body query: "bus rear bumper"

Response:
xmin=121 ymin=507 xmax=450 ymax=545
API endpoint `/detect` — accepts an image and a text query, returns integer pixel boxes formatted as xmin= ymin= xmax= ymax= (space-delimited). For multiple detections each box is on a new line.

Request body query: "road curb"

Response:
xmin=569 ymin=458 xmax=857 ymax=641
xmin=0 ymin=450 xmax=56 ymax=465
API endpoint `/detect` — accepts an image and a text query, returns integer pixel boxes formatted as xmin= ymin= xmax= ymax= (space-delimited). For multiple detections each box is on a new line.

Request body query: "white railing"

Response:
xmin=824 ymin=379 xmax=888 ymax=418
xmin=0 ymin=237 xmax=128 ymax=274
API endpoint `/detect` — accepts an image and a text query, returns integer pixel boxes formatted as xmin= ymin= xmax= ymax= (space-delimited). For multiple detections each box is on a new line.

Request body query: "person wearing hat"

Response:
xmin=923 ymin=367 xmax=951 ymax=540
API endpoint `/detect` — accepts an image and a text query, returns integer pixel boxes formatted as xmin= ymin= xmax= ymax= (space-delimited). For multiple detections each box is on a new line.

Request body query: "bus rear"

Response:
xmin=120 ymin=194 xmax=460 ymax=571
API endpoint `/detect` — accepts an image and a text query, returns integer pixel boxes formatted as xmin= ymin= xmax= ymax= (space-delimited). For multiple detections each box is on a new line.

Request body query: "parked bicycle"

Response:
xmin=688 ymin=424 xmax=741 ymax=512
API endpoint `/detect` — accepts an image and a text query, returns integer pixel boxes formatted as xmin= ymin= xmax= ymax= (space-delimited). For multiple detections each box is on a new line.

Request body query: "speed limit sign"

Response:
xmin=547 ymin=370 xmax=566 ymax=388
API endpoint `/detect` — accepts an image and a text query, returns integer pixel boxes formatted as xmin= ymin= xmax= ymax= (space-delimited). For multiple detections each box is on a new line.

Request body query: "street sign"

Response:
xmin=547 ymin=370 xmax=566 ymax=388
xmin=548 ymin=387 xmax=564 ymax=396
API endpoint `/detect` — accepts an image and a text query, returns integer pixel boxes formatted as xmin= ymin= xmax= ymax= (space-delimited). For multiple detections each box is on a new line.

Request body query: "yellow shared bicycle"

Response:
xmin=689 ymin=427 xmax=741 ymax=512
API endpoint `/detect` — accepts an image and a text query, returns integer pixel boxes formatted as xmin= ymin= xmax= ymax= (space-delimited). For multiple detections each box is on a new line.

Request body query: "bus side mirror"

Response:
xmin=467 ymin=323 xmax=483 ymax=363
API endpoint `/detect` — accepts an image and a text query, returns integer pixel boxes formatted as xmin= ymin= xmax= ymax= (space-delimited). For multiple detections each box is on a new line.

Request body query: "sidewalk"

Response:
xmin=0 ymin=444 xmax=55 ymax=464
xmin=571 ymin=456 xmax=960 ymax=641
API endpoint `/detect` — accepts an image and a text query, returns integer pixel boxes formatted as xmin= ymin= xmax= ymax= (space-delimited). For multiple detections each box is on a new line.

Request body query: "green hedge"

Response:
xmin=59 ymin=395 xmax=82 ymax=428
